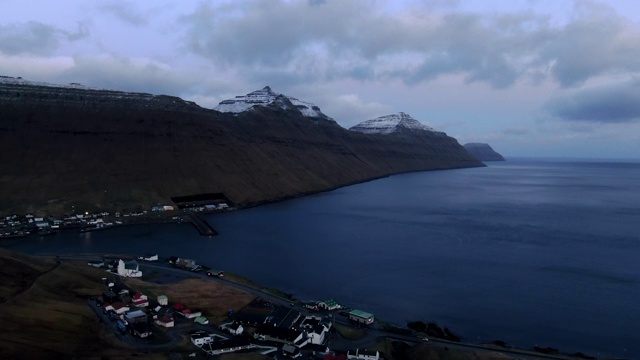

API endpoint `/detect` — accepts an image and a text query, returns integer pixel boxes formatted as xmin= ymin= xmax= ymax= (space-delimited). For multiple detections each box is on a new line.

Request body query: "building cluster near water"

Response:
xmin=0 ymin=194 xmax=233 ymax=239
xmin=87 ymin=254 xmax=380 ymax=359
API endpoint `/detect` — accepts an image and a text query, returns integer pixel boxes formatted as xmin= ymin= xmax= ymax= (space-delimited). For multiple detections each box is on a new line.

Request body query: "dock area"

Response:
xmin=186 ymin=213 xmax=218 ymax=236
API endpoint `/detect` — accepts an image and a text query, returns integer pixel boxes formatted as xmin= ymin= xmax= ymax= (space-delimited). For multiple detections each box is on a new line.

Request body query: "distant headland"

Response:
xmin=463 ymin=143 xmax=506 ymax=161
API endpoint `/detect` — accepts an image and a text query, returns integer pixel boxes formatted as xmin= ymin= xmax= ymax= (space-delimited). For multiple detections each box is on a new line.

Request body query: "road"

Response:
xmin=50 ymin=255 xmax=605 ymax=360
xmin=138 ymin=261 xmax=597 ymax=360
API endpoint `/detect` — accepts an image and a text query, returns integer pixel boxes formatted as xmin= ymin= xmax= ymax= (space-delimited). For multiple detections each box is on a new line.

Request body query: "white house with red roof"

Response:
xmin=131 ymin=292 xmax=149 ymax=307
xmin=155 ymin=315 xmax=175 ymax=328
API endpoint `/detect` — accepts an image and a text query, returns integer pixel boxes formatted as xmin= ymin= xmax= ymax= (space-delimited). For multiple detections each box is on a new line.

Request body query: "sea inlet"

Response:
xmin=2 ymin=158 xmax=639 ymax=359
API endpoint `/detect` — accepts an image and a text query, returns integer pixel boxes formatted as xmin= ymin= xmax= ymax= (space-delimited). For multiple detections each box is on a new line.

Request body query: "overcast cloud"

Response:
xmin=0 ymin=21 xmax=88 ymax=55
xmin=546 ymin=79 xmax=640 ymax=123
xmin=1 ymin=0 xmax=640 ymax=158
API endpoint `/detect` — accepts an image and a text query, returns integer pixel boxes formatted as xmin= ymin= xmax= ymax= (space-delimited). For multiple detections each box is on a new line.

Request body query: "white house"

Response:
xmin=347 ymin=349 xmax=379 ymax=360
xmin=299 ymin=316 xmax=332 ymax=345
xmin=116 ymin=259 xmax=142 ymax=277
xmin=110 ymin=302 xmax=130 ymax=315
xmin=318 ymin=299 xmax=342 ymax=311
xmin=132 ymin=292 xmax=147 ymax=301
xmin=132 ymin=293 xmax=149 ymax=308
xmin=191 ymin=332 xmax=213 ymax=347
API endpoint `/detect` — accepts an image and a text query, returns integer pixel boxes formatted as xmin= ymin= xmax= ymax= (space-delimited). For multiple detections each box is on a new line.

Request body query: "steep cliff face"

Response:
xmin=0 ymin=78 xmax=483 ymax=215
xmin=463 ymin=143 xmax=505 ymax=161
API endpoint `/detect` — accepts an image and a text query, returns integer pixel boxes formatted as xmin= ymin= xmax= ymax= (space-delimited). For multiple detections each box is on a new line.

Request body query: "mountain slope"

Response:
xmin=0 ymin=78 xmax=483 ymax=215
xmin=215 ymin=86 xmax=337 ymax=124
xmin=349 ymin=112 xmax=437 ymax=134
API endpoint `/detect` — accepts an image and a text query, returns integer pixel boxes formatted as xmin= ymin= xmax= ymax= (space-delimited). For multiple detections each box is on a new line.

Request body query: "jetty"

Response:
xmin=186 ymin=213 xmax=217 ymax=236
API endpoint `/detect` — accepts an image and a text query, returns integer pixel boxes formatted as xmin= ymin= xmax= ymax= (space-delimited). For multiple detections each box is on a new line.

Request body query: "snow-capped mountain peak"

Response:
xmin=214 ymin=86 xmax=336 ymax=123
xmin=349 ymin=112 xmax=437 ymax=134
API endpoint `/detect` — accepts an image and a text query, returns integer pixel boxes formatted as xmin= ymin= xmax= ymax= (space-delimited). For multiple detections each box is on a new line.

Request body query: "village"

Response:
xmin=87 ymin=253 xmax=385 ymax=359
xmin=0 ymin=193 xmax=233 ymax=239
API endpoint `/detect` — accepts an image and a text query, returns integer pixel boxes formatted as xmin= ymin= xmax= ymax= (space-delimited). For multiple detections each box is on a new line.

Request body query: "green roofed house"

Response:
xmin=318 ymin=299 xmax=342 ymax=311
xmin=348 ymin=309 xmax=375 ymax=325
xmin=194 ymin=316 xmax=209 ymax=325
xmin=157 ymin=295 xmax=168 ymax=306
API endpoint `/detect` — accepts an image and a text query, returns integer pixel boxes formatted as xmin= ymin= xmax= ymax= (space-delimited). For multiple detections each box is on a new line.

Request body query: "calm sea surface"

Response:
xmin=3 ymin=159 xmax=639 ymax=358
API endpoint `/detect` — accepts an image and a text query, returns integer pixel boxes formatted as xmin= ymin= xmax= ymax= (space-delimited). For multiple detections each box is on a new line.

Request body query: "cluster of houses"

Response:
xmin=87 ymin=253 xmax=382 ymax=359
xmin=96 ymin=279 xmax=212 ymax=341
xmin=1 ymin=212 xmax=118 ymax=235
xmin=0 ymin=197 xmax=235 ymax=240
xmin=99 ymin=288 xmax=156 ymax=338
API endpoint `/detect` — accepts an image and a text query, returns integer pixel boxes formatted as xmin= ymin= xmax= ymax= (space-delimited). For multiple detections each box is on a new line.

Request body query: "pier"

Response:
xmin=186 ymin=213 xmax=218 ymax=236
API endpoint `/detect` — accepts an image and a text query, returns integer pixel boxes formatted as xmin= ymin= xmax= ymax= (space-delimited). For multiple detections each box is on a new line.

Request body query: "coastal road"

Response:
xmin=49 ymin=255 xmax=601 ymax=360
xmin=137 ymin=262 xmax=593 ymax=360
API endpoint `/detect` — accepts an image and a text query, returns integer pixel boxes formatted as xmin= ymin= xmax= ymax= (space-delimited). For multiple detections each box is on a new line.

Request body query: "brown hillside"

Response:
xmin=0 ymin=82 xmax=483 ymax=216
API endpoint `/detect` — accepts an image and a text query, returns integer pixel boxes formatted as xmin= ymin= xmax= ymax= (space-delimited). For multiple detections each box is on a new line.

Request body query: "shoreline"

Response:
xmin=41 ymin=252 xmax=622 ymax=360
xmin=1 ymin=163 xmax=486 ymax=240
xmin=0 ymin=163 xmax=631 ymax=359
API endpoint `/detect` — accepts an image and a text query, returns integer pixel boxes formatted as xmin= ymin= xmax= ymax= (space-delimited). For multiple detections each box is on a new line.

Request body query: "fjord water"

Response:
xmin=4 ymin=159 xmax=639 ymax=358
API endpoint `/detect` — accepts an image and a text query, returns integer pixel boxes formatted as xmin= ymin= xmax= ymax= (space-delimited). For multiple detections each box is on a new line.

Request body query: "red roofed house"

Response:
xmin=132 ymin=292 xmax=149 ymax=308
xmin=155 ymin=315 xmax=175 ymax=328
xmin=111 ymin=301 xmax=130 ymax=315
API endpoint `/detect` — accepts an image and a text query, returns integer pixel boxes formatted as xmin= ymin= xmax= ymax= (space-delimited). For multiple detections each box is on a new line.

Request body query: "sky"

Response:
xmin=1 ymin=0 xmax=640 ymax=158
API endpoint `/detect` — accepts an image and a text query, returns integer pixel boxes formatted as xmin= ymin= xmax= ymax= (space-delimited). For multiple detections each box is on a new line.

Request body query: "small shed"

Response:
xmin=157 ymin=295 xmax=168 ymax=305
xmin=194 ymin=316 xmax=209 ymax=325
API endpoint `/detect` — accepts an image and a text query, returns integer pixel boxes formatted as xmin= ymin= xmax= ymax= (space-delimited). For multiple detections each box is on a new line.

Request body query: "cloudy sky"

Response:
xmin=2 ymin=0 xmax=640 ymax=158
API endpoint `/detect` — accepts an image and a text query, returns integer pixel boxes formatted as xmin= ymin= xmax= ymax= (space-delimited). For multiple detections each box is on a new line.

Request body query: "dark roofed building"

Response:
xmin=254 ymin=325 xmax=303 ymax=344
xmin=204 ymin=337 xmax=253 ymax=355
xmin=131 ymin=322 xmax=152 ymax=338
xmin=282 ymin=343 xmax=301 ymax=358
xmin=266 ymin=307 xmax=301 ymax=328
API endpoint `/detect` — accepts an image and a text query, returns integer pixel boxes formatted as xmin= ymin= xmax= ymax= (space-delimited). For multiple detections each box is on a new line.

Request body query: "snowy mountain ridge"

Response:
xmin=214 ymin=86 xmax=336 ymax=123
xmin=0 ymin=75 xmax=103 ymax=91
xmin=349 ymin=112 xmax=438 ymax=135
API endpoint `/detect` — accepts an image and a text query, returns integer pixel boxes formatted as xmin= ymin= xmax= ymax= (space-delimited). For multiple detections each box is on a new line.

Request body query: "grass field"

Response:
xmin=123 ymin=277 xmax=255 ymax=324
